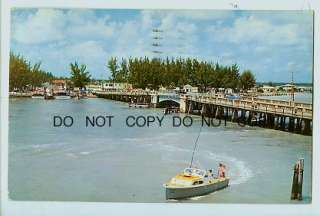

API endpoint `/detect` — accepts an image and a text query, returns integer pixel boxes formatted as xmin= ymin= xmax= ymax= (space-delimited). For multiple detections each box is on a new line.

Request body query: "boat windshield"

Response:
xmin=183 ymin=168 xmax=206 ymax=177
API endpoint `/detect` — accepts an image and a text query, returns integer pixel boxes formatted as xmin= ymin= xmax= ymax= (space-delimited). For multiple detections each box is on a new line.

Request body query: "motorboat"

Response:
xmin=54 ymin=92 xmax=71 ymax=100
xmin=31 ymin=93 xmax=44 ymax=99
xmin=128 ymin=102 xmax=149 ymax=108
xmin=44 ymin=93 xmax=54 ymax=100
xmin=164 ymin=167 xmax=229 ymax=200
xmin=163 ymin=124 xmax=229 ymax=200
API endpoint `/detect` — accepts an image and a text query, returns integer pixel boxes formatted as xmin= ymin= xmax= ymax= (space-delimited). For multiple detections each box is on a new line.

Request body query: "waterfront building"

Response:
xmin=297 ymin=86 xmax=312 ymax=92
xmin=247 ymin=86 xmax=258 ymax=94
xmin=277 ymin=84 xmax=296 ymax=92
xmin=225 ymin=88 xmax=233 ymax=94
xmin=260 ymin=85 xmax=276 ymax=93
xmin=102 ymin=82 xmax=133 ymax=92
xmin=86 ymin=83 xmax=103 ymax=93
xmin=51 ymin=79 xmax=67 ymax=92
xmin=183 ymin=85 xmax=198 ymax=93
xmin=158 ymin=86 xmax=167 ymax=92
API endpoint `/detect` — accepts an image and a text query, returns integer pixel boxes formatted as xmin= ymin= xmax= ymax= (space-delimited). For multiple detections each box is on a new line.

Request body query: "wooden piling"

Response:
xmin=302 ymin=119 xmax=311 ymax=135
xmin=247 ymin=111 xmax=253 ymax=125
xmin=288 ymin=117 xmax=295 ymax=132
xmin=231 ymin=109 xmax=237 ymax=122
xmin=291 ymin=158 xmax=304 ymax=200
xmin=295 ymin=118 xmax=302 ymax=134
xmin=280 ymin=116 xmax=286 ymax=131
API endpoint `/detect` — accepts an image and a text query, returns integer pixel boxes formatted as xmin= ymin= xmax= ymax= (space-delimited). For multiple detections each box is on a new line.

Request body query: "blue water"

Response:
xmin=258 ymin=92 xmax=312 ymax=104
xmin=9 ymin=98 xmax=312 ymax=203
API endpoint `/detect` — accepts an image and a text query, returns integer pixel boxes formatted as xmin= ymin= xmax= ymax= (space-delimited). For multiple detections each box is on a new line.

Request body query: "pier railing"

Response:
xmin=95 ymin=91 xmax=312 ymax=120
xmin=187 ymin=95 xmax=312 ymax=120
xmin=95 ymin=90 xmax=152 ymax=96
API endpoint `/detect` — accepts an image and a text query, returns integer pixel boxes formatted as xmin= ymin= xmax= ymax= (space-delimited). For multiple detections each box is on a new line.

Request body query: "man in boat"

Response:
xmin=218 ymin=163 xmax=226 ymax=178
xmin=205 ymin=169 xmax=214 ymax=178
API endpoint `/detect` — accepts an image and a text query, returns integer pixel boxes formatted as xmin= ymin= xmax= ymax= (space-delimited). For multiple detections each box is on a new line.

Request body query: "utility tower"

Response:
xmin=151 ymin=28 xmax=163 ymax=58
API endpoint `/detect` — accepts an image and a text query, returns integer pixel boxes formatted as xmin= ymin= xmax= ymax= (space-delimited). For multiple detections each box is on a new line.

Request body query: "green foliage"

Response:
xmin=118 ymin=58 xmax=129 ymax=82
xmin=240 ymin=70 xmax=256 ymax=90
xmin=108 ymin=57 xmax=253 ymax=91
xmin=9 ymin=52 xmax=55 ymax=91
xmin=70 ymin=62 xmax=91 ymax=88
xmin=108 ymin=57 xmax=118 ymax=82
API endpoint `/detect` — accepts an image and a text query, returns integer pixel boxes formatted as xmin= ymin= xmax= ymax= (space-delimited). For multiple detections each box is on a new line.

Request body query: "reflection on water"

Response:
xmin=9 ymin=98 xmax=312 ymax=203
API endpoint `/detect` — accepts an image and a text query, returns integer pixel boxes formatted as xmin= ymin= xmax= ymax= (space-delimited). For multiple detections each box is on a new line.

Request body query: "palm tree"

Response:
xmin=9 ymin=52 xmax=54 ymax=91
xmin=240 ymin=70 xmax=256 ymax=91
xmin=108 ymin=57 xmax=118 ymax=82
xmin=70 ymin=62 xmax=91 ymax=88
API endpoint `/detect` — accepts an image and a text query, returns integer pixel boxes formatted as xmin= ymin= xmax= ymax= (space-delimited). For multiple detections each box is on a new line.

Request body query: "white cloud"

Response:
xmin=12 ymin=9 xmax=115 ymax=44
xmin=207 ymin=15 xmax=307 ymax=46
xmin=11 ymin=9 xmax=313 ymax=82
xmin=65 ymin=10 xmax=114 ymax=40
xmin=141 ymin=10 xmax=234 ymax=22
xmin=13 ymin=9 xmax=66 ymax=44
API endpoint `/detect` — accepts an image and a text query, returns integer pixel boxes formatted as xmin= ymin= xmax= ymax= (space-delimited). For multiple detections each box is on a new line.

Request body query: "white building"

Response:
xmin=102 ymin=82 xmax=132 ymax=91
xmin=225 ymin=88 xmax=233 ymax=94
xmin=260 ymin=85 xmax=276 ymax=93
xmin=86 ymin=83 xmax=103 ymax=92
xmin=183 ymin=85 xmax=198 ymax=93
xmin=297 ymin=86 xmax=312 ymax=92
xmin=277 ymin=84 xmax=296 ymax=92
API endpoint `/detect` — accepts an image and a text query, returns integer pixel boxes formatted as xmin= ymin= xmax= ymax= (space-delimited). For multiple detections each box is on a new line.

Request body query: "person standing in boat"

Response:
xmin=206 ymin=169 xmax=214 ymax=179
xmin=218 ymin=163 xmax=226 ymax=178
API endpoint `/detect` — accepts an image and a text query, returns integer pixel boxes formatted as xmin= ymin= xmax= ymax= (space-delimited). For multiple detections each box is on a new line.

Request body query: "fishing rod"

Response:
xmin=189 ymin=124 xmax=203 ymax=168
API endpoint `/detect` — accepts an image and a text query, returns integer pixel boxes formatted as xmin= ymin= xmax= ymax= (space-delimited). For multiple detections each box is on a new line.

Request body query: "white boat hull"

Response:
xmin=165 ymin=178 xmax=229 ymax=200
xmin=31 ymin=96 xmax=44 ymax=99
xmin=55 ymin=96 xmax=71 ymax=100
xmin=129 ymin=103 xmax=149 ymax=108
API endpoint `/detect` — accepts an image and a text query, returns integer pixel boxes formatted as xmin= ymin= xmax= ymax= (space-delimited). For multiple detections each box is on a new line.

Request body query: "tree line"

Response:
xmin=9 ymin=52 xmax=256 ymax=92
xmin=108 ymin=57 xmax=256 ymax=91
xmin=9 ymin=53 xmax=55 ymax=91
xmin=9 ymin=53 xmax=91 ymax=90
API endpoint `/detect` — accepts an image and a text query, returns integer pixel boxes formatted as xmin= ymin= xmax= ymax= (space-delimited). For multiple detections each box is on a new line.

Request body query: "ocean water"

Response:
xmin=9 ymin=98 xmax=312 ymax=203
xmin=258 ymin=92 xmax=312 ymax=104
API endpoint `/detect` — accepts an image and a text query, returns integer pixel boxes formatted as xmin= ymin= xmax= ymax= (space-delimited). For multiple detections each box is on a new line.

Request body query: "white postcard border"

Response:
xmin=1 ymin=1 xmax=320 ymax=216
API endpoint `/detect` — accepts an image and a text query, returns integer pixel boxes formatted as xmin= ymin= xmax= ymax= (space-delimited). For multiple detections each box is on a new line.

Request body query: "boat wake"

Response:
xmin=205 ymin=151 xmax=253 ymax=185
xmin=157 ymin=143 xmax=253 ymax=186
xmin=187 ymin=194 xmax=208 ymax=201
xmin=122 ymin=134 xmax=254 ymax=186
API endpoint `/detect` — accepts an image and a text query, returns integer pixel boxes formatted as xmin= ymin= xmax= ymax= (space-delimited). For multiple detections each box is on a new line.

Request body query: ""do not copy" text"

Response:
xmin=53 ymin=115 xmax=194 ymax=128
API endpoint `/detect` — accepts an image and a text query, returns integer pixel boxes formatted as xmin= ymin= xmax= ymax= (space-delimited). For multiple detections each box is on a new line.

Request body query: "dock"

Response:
xmin=183 ymin=95 xmax=312 ymax=135
xmin=96 ymin=91 xmax=313 ymax=135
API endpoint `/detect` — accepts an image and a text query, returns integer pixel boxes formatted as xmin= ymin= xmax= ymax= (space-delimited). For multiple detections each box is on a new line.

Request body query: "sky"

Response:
xmin=10 ymin=9 xmax=313 ymax=83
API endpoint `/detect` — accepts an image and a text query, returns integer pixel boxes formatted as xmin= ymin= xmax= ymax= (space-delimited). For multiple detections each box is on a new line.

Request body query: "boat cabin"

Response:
xmin=168 ymin=168 xmax=207 ymax=187
xmin=183 ymin=168 xmax=206 ymax=177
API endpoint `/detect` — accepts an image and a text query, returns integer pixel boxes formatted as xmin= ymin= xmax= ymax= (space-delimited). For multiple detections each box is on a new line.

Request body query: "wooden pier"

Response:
xmin=183 ymin=95 xmax=312 ymax=135
xmin=95 ymin=91 xmax=152 ymax=105
xmin=95 ymin=91 xmax=313 ymax=135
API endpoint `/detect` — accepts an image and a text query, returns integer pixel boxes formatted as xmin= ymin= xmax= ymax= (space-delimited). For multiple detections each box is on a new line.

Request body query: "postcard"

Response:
xmin=1 ymin=2 xmax=320 ymax=216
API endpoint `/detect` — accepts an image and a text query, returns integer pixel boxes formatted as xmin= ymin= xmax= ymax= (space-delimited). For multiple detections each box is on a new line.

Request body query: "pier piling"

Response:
xmin=291 ymin=158 xmax=304 ymax=200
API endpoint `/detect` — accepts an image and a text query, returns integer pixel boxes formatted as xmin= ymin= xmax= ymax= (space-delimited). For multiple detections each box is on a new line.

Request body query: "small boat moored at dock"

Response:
xmin=129 ymin=102 xmax=149 ymax=108
xmin=44 ymin=93 xmax=54 ymax=100
xmin=164 ymin=167 xmax=229 ymax=200
xmin=163 ymin=107 xmax=180 ymax=114
xmin=31 ymin=93 xmax=44 ymax=99
xmin=54 ymin=92 xmax=71 ymax=100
